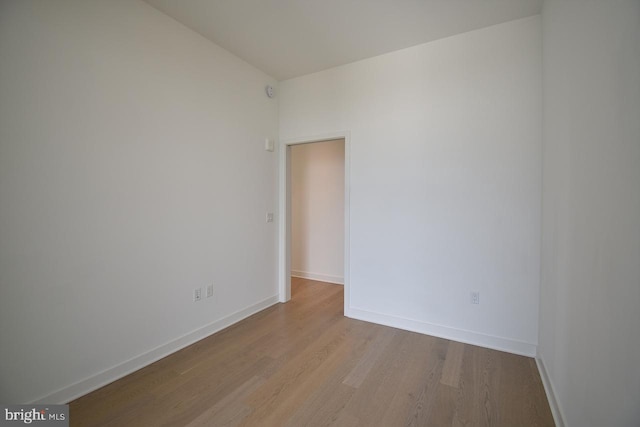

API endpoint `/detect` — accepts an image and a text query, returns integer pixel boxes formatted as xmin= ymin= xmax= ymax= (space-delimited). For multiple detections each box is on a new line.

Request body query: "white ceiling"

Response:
xmin=144 ymin=0 xmax=542 ymax=81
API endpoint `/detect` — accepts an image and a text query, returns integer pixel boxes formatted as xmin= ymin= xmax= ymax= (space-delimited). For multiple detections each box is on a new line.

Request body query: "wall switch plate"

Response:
xmin=194 ymin=288 xmax=202 ymax=302
xmin=206 ymin=284 xmax=214 ymax=298
xmin=265 ymin=138 xmax=274 ymax=152
xmin=266 ymin=212 xmax=274 ymax=223
xmin=470 ymin=291 xmax=480 ymax=304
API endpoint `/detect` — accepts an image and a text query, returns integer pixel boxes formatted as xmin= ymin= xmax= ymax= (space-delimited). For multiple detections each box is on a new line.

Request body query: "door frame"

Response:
xmin=278 ymin=131 xmax=351 ymax=315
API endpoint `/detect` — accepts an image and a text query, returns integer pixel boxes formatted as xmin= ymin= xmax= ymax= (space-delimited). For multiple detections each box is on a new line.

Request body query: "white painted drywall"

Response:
xmin=280 ymin=16 xmax=542 ymax=355
xmin=539 ymin=1 xmax=640 ymax=426
xmin=291 ymin=140 xmax=345 ymax=284
xmin=0 ymin=0 xmax=278 ymax=403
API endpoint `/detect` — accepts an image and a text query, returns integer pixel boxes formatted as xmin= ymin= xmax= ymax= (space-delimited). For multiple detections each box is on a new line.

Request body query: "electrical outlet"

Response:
xmin=470 ymin=291 xmax=480 ymax=304
xmin=194 ymin=288 xmax=202 ymax=302
xmin=206 ymin=284 xmax=214 ymax=298
xmin=266 ymin=212 xmax=274 ymax=223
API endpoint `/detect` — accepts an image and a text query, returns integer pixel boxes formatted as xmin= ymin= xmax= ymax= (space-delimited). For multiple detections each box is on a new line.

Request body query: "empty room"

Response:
xmin=0 ymin=1 xmax=638 ymax=426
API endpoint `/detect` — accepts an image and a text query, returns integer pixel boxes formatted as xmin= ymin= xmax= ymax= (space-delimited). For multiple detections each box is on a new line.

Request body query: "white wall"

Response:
xmin=291 ymin=140 xmax=345 ymax=284
xmin=539 ymin=1 xmax=640 ymax=426
xmin=280 ymin=16 xmax=542 ymax=355
xmin=0 ymin=0 xmax=278 ymax=403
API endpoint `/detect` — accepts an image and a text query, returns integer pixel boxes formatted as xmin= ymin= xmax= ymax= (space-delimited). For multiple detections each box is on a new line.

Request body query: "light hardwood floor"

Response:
xmin=70 ymin=278 xmax=554 ymax=426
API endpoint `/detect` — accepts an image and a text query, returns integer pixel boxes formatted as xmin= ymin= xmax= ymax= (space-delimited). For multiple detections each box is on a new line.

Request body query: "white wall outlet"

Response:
xmin=266 ymin=212 xmax=274 ymax=223
xmin=194 ymin=288 xmax=202 ymax=302
xmin=471 ymin=291 xmax=480 ymax=304
xmin=206 ymin=284 xmax=214 ymax=298
xmin=264 ymin=138 xmax=274 ymax=152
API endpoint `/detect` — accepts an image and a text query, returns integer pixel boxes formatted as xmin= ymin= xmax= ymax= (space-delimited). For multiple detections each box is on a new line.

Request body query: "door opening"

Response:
xmin=278 ymin=132 xmax=351 ymax=315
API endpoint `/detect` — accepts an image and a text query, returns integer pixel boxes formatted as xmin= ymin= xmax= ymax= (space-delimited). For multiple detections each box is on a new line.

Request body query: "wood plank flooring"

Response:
xmin=69 ymin=278 xmax=554 ymax=426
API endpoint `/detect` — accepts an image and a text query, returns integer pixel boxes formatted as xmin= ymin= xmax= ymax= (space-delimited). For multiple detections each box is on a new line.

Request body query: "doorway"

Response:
xmin=278 ymin=132 xmax=351 ymax=315
xmin=291 ymin=139 xmax=344 ymax=285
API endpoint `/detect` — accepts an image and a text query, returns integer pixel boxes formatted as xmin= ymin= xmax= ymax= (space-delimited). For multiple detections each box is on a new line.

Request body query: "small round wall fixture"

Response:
xmin=265 ymin=85 xmax=275 ymax=98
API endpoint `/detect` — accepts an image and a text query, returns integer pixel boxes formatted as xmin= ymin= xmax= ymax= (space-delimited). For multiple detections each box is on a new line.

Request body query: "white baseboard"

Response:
xmin=291 ymin=270 xmax=344 ymax=285
xmin=535 ymin=356 xmax=566 ymax=427
xmin=33 ymin=295 xmax=280 ymax=404
xmin=347 ymin=307 xmax=537 ymax=357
